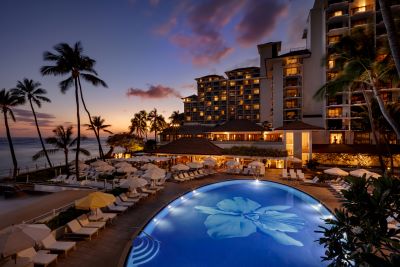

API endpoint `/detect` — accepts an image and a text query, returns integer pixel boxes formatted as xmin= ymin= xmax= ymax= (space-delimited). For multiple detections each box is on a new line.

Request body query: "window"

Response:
xmin=253 ymin=79 xmax=260 ymax=84
xmin=334 ymin=10 xmax=343 ymax=16
xmin=285 ymin=99 xmax=298 ymax=108
xmin=327 ymin=108 xmax=342 ymax=118
xmin=199 ymin=111 xmax=204 ymax=116
xmin=287 ymin=58 xmax=298 ymax=65
xmin=214 ymin=96 xmax=219 ymax=101
xmin=214 ymin=106 xmax=219 ymax=111
xmin=329 ymin=132 xmax=344 ymax=144
xmin=253 ymin=88 xmax=260 ymax=94
xmin=253 ymin=104 xmax=260 ymax=110
xmin=186 ymin=116 xmax=191 ymax=121
xmin=328 ymin=35 xmax=341 ymax=45
xmin=229 ymin=81 xmax=236 ymax=86
xmin=285 ymin=67 xmax=299 ymax=76
xmin=354 ymin=132 xmax=370 ymax=144
xmin=206 ymin=115 xmax=212 ymax=121
xmin=285 ymin=132 xmax=294 ymax=156
xmin=328 ymin=60 xmax=335 ymax=69
xmin=192 ymin=108 xmax=197 ymax=112
xmin=245 ymin=74 xmax=252 ymax=79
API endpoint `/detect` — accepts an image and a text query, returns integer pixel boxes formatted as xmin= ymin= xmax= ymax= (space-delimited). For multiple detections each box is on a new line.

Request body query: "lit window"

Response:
xmin=353 ymin=6 xmax=366 ymax=14
xmin=207 ymin=101 xmax=212 ymax=106
xmin=214 ymin=106 xmax=219 ymax=111
xmin=253 ymin=79 xmax=260 ymax=84
xmin=245 ymin=74 xmax=251 ymax=79
xmin=230 ymin=81 xmax=236 ymax=86
xmin=215 ymin=115 xmax=220 ymax=120
xmin=186 ymin=116 xmax=191 ymax=121
xmin=328 ymin=108 xmax=342 ymax=118
xmin=239 ymin=100 xmax=244 ymax=105
xmin=221 ymin=110 xmax=225 ymax=115
xmin=214 ymin=96 xmax=219 ymax=101
xmin=253 ymin=104 xmax=260 ymax=110
xmin=193 ymin=108 xmax=197 ymax=112
xmin=244 ymin=80 xmax=249 ymax=85
xmin=287 ymin=58 xmax=298 ymax=64
xmin=245 ymin=105 xmax=250 ymax=110
xmin=328 ymin=60 xmax=335 ymax=69
xmin=286 ymin=68 xmax=299 ymax=76
xmin=206 ymin=115 xmax=212 ymax=121
xmin=334 ymin=10 xmax=343 ymax=16
xmin=207 ymin=87 xmax=212 ymax=92
xmin=221 ymin=81 xmax=227 ymax=86
xmin=253 ymin=88 xmax=260 ymax=94
xmin=199 ymin=111 xmax=204 ymax=116
xmin=221 ymin=96 xmax=227 ymax=101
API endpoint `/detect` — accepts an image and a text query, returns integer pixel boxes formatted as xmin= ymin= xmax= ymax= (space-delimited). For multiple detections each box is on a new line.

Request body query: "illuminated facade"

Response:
xmin=182 ymin=67 xmax=261 ymax=124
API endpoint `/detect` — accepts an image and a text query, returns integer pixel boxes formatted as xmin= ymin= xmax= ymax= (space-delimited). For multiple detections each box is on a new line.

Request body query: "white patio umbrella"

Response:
xmin=226 ymin=160 xmax=239 ymax=167
xmin=90 ymin=160 xmax=109 ymax=167
xmin=350 ymin=169 xmax=380 ymax=179
xmin=203 ymin=160 xmax=216 ymax=167
xmin=120 ymin=177 xmax=148 ymax=189
xmin=114 ymin=162 xmax=132 ymax=168
xmin=186 ymin=162 xmax=203 ymax=169
xmin=324 ymin=167 xmax=349 ymax=176
xmin=141 ymin=163 xmax=158 ymax=170
xmin=248 ymin=161 xmax=265 ymax=167
xmin=171 ymin=163 xmax=190 ymax=171
xmin=143 ymin=168 xmax=166 ymax=180
xmin=368 ymin=171 xmax=381 ymax=179
xmin=116 ymin=165 xmax=137 ymax=174
xmin=95 ymin=164 xmax=115 ymax=173
xmin=287 ymin=156 xmax=302 ymax=163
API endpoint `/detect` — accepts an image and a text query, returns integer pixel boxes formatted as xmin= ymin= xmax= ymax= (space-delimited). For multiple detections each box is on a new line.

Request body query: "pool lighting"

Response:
xmin=193 ymin=190 xmax=197 ymax=193
xmin=153 ymin=218 xmax=157 ymax=222
xmin=168 ymin=205 xmax=172 ymax=209
xmin=180 ymin=196 xmax=185 ymax=201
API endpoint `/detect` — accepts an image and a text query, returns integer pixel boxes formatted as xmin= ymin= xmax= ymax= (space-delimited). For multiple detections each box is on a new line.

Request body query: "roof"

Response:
xmin=278 ymin=49 xmax=311 ymax=58
xmin=161 ymin=124 xmax=213 ymax=135
xmin=225 ymin=67 xmax=260 ymax=75
xmin=154 ymin=138 xmax=223 ymax=155
xmin=312 ymin=144 xmax=400 ymax=155
xmin=195 ymin=75 xmax=225 ymax=81
xmin=209 ymin=120 xmax=265 ymax=132
xmin=274 ymin=121 xmax=324 ymax=131
xmin=182 ymin=94 xmax=197 ymax=100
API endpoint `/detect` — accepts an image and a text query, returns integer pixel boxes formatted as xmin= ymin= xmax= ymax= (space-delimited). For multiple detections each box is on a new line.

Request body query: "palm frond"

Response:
xmin=80 ymin=73 xmax=108 ymax=88
xmin=36 ymin=95 xmax=51 ymax=103
xmin=33 ymin=148 xmax=60 ymax=161
xmin=59 ymin=77 xmax=74 ymax=93
xmin=72 ymin=148 xmax=91 ymax=156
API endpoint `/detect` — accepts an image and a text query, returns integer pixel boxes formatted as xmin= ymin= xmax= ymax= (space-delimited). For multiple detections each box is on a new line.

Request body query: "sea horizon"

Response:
xmin=0 ymin=137 xmax=112 ymax=178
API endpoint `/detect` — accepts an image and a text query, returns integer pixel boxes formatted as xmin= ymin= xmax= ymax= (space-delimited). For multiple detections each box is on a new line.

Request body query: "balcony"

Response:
xmin=327 ymin=1 xmax=349 ymax=12
xmin=350 ymin=5 xmax=374 ymax=16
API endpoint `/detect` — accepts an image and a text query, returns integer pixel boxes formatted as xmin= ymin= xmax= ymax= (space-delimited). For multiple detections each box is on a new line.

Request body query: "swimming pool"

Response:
xmin=126 ymin=180 xmax=333 ymax=267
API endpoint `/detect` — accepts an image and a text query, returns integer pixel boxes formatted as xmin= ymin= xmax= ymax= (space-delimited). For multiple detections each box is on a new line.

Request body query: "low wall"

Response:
xmin=212 ymin=141 xmax=284 ymax=150
xmin=313 ymin=153 xmax=400 ymax=168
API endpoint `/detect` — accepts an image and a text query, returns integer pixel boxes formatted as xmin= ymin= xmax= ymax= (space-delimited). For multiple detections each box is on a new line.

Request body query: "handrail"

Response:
xmin=22 ymin=201 xmax=75 ymax=224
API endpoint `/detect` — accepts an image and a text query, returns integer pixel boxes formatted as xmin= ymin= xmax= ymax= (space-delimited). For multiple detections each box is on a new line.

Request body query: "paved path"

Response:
xmin=56 ymin=171 xmax=342 ymax=267
xmin=0 ymin=189 xmax=92 ymax=230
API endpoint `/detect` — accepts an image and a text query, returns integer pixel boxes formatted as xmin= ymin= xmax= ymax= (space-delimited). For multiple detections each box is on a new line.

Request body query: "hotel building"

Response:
xmin=160 ymin=0 xmax=400 ymax=168
xmin=182 ymin=67 xmax=261 ymax=124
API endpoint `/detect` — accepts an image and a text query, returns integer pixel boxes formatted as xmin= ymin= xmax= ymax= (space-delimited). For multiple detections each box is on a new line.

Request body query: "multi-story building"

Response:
xmin=182 ymin=67 xmax=261 ymax=124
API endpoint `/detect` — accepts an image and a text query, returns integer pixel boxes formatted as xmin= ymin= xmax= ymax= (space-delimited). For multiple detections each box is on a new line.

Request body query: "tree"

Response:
xmin=148 ymin=108 xmax=167 ymax=144
xmin=317 ymin=175 xmax=400 ymax=266
xmin=106 ymin=133 xmax=143 ymax=153
xmin=129 ymin=110 xmax=148 ymax=139
xmin=84 ymin=116 xmax=112 ymax=159
xmin=0 ymin=89 xmax=24 ymax=178
xmin=41 ymin=42 xmax=107 ymax=178
xmin=33 ymin=125 xmax=90 ymax=176
xmin=169 ymin=110 xmax=185 ymax=126
xmin=314 ymin=27 xmax=400 ymax=142
xmin=12 ymin=79 xmax=52 ymax=168
xmin=378 ymin=0 xmax=400 ymax=79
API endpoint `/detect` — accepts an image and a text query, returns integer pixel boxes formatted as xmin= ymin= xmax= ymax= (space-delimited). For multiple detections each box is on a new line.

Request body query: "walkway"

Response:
xmin=56 ymin=171 xmax=341 ymax=267
xmin=0 ymin=189 xmax=92 ymax=230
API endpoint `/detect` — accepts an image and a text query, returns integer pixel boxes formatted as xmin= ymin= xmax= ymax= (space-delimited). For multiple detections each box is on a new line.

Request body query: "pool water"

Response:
xmin=126 ymin=180 xmax=332 ymax=267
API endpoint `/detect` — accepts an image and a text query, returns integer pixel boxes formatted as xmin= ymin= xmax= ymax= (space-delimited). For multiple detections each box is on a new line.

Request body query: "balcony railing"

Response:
xmin=351 ymin=5 xmax=374 ymax=15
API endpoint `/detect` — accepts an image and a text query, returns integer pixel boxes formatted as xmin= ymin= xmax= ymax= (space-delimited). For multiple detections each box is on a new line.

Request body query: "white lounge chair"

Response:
xmin=107 ymin=203 xmax=128 ymax=213
xmin=89 ymin=208 xmax=117 ymax=222
xmin=40 ymin=234 xmax=76 ymax=255
xmin=77 ymin=214 xmax=106 ymax=229
xmin=140 ymin=187 xmax=157 ymax=194
xmin=282 ymin=169 xmax=288 ymax=180
xmin=66 ymin=219 xmax=98 ymax=240
xmin=115 ymin=197 xmax=135 ymax=208
xmin=17 ymin=247 xmax=57 ymax=267
xmin=289 ymin=169 xmax=297 ymax=181
xmin=302 ymin=176 xmax=319 ymax=184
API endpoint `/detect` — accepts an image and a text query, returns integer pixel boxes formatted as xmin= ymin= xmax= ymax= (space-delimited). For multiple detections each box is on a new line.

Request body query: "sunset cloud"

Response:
xmin=13 ymin=108 xmax=56 ymax=128
xmin=126 ymin=85 xmax=182 ymax=99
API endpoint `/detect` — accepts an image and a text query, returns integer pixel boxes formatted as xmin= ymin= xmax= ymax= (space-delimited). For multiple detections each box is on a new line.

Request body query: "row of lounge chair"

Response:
xmin=282 ymin=169 xmax=306 ymax=181
xmin=173 ymin=169 xmax=215 ymax=182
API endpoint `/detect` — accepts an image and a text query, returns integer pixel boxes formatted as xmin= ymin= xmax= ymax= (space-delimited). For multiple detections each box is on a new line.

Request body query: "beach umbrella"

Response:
xmin=171 ymin=163 xmax=190 ymax=171
xmin=350 ymin=169 xmax=380 ymax=179
xmin=368 ymin=171 xmax=381 ymax=179
xmin=324 ymin=167 xmax=349 ymax=177
xmin=153 ymin=157 xmax=170 ymax=162
xmin=187 ymin=162 xmax=203 ymax=169
xmin=116 ymin=165 xmax=137 ymax=174
xmin=226 ymin=160 xmax=239 ymax=167
xmin=120 ymin=178 xmax=148 ymax=189
xmin=203 ymin=157 xmax=217 ymax=167
xmin=248 ymin=161 xmax=264 ymax=167
xmin=95 ymin=164 xmax=115 ymax=173
xmin=143 ymin=168 xmax=166 ymax=180
xmin=90 ymin=160 xmax=109 ymax=167
xmin=114 ymin=162 xmax=132 ymax=168
xmin=0 ymin=226 xmax=37 ymax=257
xmin=141 ymin=163 xmax=158 ymax=170
xmin=75 ymin=192 xmax=116 ymax=210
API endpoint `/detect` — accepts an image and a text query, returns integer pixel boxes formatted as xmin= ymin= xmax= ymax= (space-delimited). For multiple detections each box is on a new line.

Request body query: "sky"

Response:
xmin=0 ymin=0 xmax=314 ymax=137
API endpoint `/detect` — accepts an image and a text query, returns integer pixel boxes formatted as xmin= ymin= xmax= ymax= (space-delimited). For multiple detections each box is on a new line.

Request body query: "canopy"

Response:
xmin=171 ymin=164 xmax=190 ymax=171
xmin=202 ymin=157 xmax=217 ymax=167
xmin=95 ymin=165 xmax=115 ymax=172
xmin=114 ymin=162 xmax=132 ymax=168
xmin=0 ymin=226 xmax=38 ymax=257
xmin=141 ymin=163 xmax=158 ymax=170
xmin=142 ymin=168 xmax=166 ymax=180
xmin=324 ymin=167 xmax=349 ymax=177
xmin=350 ymin=169 xmax=381 ymax=179
xmin=116 ymin=165 xmax=137 ymax=174
xmin=120 ymin=178 xmax=148 ymax=189
xmin=90 ymin=160 xmax=109 ymax=167
xmin=75 ymin=192 xmax=116 ymax=210
xmin=186 ymin=162 xmax=203 ymax=169
xmin=226 ymin=160 xmax=239 ymax=167
xmin=248 ymin=161 xmax=264 ymax=167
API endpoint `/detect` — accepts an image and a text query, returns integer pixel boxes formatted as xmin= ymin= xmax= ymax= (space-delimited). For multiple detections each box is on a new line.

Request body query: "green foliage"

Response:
xmin=106 ymin=187 xmax=128 ymax=196
xmin=106 ymin=133 xmax=144 ymax=152
xmin=317 ymin=175 xmax=400 ymax=266
xmin=46 ymin=207 xmax=87 ymax=230
xmin=144 ymin=140 xmax=157 ymax=151
xmin=306 ymin=159 xmax=320 ymax=170
xmin=223 ymin=146 xmax=288 ymax=157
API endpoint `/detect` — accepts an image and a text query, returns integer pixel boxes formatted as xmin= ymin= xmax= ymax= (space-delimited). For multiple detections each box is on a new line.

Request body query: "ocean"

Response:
xmin=0 ymin=137 xmax=111 ymax=178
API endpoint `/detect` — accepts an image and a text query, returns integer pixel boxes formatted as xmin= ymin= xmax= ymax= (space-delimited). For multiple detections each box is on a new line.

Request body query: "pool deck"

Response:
xmin=55 ymin=170 xmax=342 ymax=267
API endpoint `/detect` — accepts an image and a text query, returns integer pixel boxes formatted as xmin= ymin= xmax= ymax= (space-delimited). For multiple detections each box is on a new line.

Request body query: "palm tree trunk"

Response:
xmin=378 ymin=0 xmax=400 ymax=79
xmin=74 ymin=78 xmax=80 ymax=179
xmin=65 ymin=149 xmax=70 ymax=176
xmin=77 ymin=77 xmax=104 ymax=160
xmin=3 ymin=111 xmax=18 ymax=179
xmin=29 ymin=99 xmax=52 ymax=168
xmin=370 ymin=81 xmax=400 ymax=141
xmin=362 ymin=90 xmax=386 ymax=171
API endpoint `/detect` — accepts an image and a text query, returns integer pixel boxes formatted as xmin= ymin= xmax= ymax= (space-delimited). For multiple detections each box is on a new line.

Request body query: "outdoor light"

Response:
xmin=168 ymin=205 xmax=172 ymax=209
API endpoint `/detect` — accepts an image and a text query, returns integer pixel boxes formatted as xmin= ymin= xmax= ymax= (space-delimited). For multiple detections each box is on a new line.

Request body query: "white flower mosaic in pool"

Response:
xmin=195 ymin=197 xmax=305 ymax=246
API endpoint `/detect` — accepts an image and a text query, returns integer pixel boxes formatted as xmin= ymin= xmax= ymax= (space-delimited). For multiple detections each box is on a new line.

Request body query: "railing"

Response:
xmin=351 ymin=5 xmax=374 ymax=15
xmin=22 ymin=201 xmax=75 ymax=224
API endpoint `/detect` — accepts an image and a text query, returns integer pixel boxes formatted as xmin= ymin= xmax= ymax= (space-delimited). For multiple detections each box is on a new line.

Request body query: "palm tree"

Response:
xmin=378 ymin=0 xmax=400 ymax=79
xmin=314 ymin=27 xmax=400 ymax=142
xmin=169 ymin=110 xmax=185 ymax=126
xmin=129 ymin=110 xmax=148 ymax=139
xmin=41 ymin=42 xmax=107 ymax=178
xmin=0 ymin=89 xmax=24 ymax=178
xmin=148 ymin=108 xmax=167 ymax=143
xmin=33 ymin=125 xmax=90 ymax=176
xmin=11 ymin=79 xmax=52 ymax=168
xmin=84 ymin=116 xmax=112 ymax=159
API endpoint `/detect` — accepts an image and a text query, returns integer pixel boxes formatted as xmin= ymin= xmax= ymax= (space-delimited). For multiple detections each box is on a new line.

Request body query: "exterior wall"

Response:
xmin=272 ymin=61 xmax=284 ymax=127
xmin=212 ymin=141 xmax=284 ymax=150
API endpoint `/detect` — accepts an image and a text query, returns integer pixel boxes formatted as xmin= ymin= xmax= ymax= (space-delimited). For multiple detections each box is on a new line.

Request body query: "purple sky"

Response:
xmin=0 ymin=0 xmax=314 ymax=137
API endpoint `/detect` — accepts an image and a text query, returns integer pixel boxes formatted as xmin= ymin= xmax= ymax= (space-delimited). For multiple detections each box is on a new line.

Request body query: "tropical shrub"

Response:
xmin=317 ymin=175 xmax=400 ymax=266
xmin=306 ymin=159 xmax=320 ymax=170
